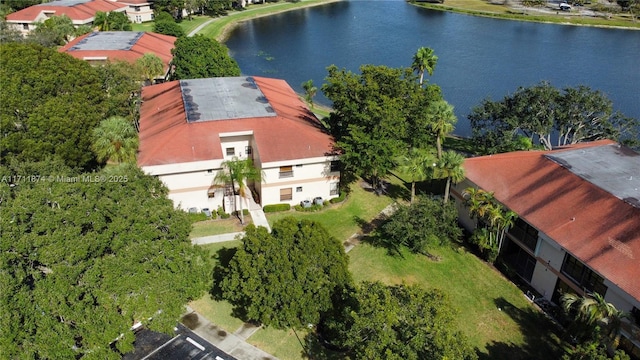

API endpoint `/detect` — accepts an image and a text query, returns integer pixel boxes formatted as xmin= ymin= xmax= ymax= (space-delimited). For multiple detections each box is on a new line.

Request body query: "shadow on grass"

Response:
xmin=210 ymin=246 xmax=252 ymax=322
xmin=476 ymin=297 xmax=564 ymax=360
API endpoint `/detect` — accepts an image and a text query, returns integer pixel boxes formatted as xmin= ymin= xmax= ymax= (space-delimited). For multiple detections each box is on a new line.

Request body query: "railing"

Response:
xmin=279 ymin=171 xmax=293 ymax=178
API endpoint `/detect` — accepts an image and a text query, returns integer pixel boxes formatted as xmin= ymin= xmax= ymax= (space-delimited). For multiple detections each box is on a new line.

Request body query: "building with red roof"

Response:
xmin=112 ymin=0 xmax=153 ymax=23
xmin=5 ymin=0 xmax=127 ymax=36
xmin=453 ymin=140 xmax=640 ymax=357
xmin=59 ymin=31 xmax=176 ymax=79
xmin=138 ymin=76 xmax=340 ymax=213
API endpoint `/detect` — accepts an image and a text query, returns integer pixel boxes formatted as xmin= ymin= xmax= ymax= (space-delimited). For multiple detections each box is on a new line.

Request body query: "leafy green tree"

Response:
xmin=91 ymin=116 xmax=139 ymax=164
xmin=322 ymin=64 xmax=441 ymax=192
xmin=94 ymin=11 xmax=132 ymax=31
xmin=469 ymin=82 xmax=638 ymax=153
xmin=96 ymin=60 xmax=143 ymax=122
xmin=378 ymin=196 xmax=462 ymax=256
xmin=153 ymin=0 xmax=186 ymax=19
xmin=0 ymin=165 xmax=209 ymax=359
xmin=217 ymin=218 xmax=352 ymax=329
xmin=0 ymin=43 xmax=108 ymax=170
xmin=397 ymin=147 xmax=436 ymax=203
xmin=411 ymin=46 xmax=438 ymax=86
xmin=170 ymin=35 xmax=240 ymax=80
xmin=213 ymin=157 xmax=262 ymax=224
xmin=135 ymin=53 xmax=165 ymax=84
xmin=3 ymin=0 xmax=42 ymax=11
xmin=0 ymin=17 xmax=23 ymax=43
xmin=321 ymin=282 xmax=477 ymax=360
xmin=31 ymin=14 xmax=80 ymax=46
xmin=435 ymin=150 xmax=465 ymax=204
xmin=153 ymin=19 xmax=185 ymax=37
xmin=301 ymin=79 xmax=317 ymax=108
xmin=428 ymin=99 xmax=457 ymax=159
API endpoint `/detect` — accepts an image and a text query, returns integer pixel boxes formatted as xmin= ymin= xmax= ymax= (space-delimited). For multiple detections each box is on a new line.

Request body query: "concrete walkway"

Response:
xmin=192 ymin=232 xmax=245 ymax=245
xmin=182 ymin=307 xmax=277 ymax=360
xmin=187 ymin=18 xmax=216 ymax=37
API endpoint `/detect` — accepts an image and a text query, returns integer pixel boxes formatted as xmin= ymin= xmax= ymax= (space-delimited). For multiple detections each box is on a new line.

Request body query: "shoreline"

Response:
xmin=211 ymin=0 xmax=342 ymax=42
xmin=410 ymin=1 xmax=640 ymax=30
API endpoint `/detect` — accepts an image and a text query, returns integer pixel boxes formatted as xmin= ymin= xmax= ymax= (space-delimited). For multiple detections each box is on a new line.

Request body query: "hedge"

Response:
xmin=263 ymin=203 xmax=291 ymax=213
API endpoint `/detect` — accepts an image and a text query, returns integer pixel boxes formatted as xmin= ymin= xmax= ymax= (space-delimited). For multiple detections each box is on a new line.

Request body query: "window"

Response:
xmin=245 ymin=146 xmax=252 ymax=156
xmin=561 ymin=253 xmax=608 ymax=296
xmin=330 ymin=160 xmax=340 ymax=172
xmin=330 ymin=183 xmax=339 ymax=196
xmin=135 ymin=15 xmax=141 ymax=22
xmin=296 ymin=186 xmax=303 ymax=192
xmin=134 ymin=6 xmax=140 ymax=11
xmin=226 ymin=147 xmax=235 ymax=156
xmin=280 ymin=188 xmax=292 ymax=201
xmin=22 ymin=23 xmax=29 ymax=30
xmin=151 ymin=13 xmax=154 ymax=20
xmin=508 ymin=218 xmax=539 ymax=251
xmin=207 ymin=187 xmax=216 ymax=198
xmin=279 ymin=166 xmax=293 ymax=178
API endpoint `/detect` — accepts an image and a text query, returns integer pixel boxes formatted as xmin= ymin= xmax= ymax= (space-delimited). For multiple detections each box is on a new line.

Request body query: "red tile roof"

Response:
xmin=463 ymin=140 xmax=640 ymax=302
xmin=6 ymin=0 xmax=126 ymax=23
xmin=59 ymin=32 xmax=176 ymax=73
xmin=137 ymin=77 xmax=335 ymax=167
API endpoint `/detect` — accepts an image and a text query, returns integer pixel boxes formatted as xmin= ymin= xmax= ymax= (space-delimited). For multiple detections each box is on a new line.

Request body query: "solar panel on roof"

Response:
xmin=37 ymin=0 xmax=92 ymax=6
xmin=179 ymin=77 xmax=278 ymax=123
xmin=69 ymin=32 xmax=144 ymax=51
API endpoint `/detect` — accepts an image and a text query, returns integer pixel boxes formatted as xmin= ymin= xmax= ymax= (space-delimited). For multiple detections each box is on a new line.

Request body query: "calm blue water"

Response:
xmin=225 ymin=0 xmax=640 ymax=136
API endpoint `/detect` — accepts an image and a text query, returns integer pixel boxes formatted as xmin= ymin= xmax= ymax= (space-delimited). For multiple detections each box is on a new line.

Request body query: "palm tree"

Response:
xmin=91 ymin=116 xmax=138 ymax=164
xmin=135 ymin=53 xmax=165 ymax=85
xmin=411 ymin=47 xmax=438 ymax=86
xmin=94 ymin=11 xmax=110 ymax=31
xmin=301 ymin=79 xmax=317 ymax=109
xmin=428 ymin=100 xmax=457 ymax=159
xmin=463 ymin=187 xmax=494 ymax=220
xmin=398 ymin=147 xmax=436 ymax=203
xmin=214 ymin=157 xmax=263 ymax=225
xmin=435 ymin=150 xmax=465 ymax=204
xmin=562 ymin=293 xmax=629 ymax=351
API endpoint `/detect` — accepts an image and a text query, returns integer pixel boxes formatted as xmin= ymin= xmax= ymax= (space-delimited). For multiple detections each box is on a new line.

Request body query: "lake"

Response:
xmin=225 ymin=0 xmax=640 ymax=136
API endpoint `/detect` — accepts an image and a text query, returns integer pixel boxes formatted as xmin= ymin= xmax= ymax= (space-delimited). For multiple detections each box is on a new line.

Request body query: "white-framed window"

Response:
xmin=226 ymin=147 xmax=235 ymax=156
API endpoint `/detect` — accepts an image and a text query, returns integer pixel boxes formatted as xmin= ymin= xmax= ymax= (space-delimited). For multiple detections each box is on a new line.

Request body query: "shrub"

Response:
xmin=263 ymin=203 xmax=291 ymax=213
xmin=329 ymin=193 xmax=346 ymax=204
xmin=153 ymin=20 xmax=185 ymax=37
xmin=295 ymin=204 xmax=324 ymax=212
xmin=217 ymin=206 xmax=230 ymax=219
xmin=186 ymin=212 xmax=208 ymax=223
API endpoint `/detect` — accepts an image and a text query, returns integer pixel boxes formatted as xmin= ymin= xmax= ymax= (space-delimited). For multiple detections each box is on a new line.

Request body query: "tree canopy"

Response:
xmin=91 ymin=116 xmax=139 ymax=164
xmin=153 ymin=19 xmax=185 ymax=38
xmin=94 ymin=11 xmax=132 ymax=31
xmin=0 ymin=43 xmax=109 ymax=170
xmin=135 ymin=53 xmax=165 ymax=84
xmin=320 ymin=282 xmax=477 ymax=360
xmin=216 ymin=218 xmax=352 ymax=329
xmin=469 ymin=82 xmax=639 ymax=154
xmin=322 ymin=64 xmax=442 ymax=190
xmin=377 ymin=196 xmax=462 ymax=256
xmin=170 ymin=35 xmax=240 ymax=80
xmin=0 ymin=165 xmax=209 ymax=359
xmin=31 ymin=14 xmax=90 ymax=46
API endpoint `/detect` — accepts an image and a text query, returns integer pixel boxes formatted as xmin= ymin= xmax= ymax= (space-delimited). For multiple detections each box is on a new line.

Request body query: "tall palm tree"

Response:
xmin=91 ymin=116 xmax=138 ymax=164
xmin=436 ymin=150 xmax=465 ymax=204
xmin=214 ymin=157 xmax=263 ymax=225
xmin=398 ymin=147 xmax=436 ymax=203
xmin=301 ymin=79 xmax=317 ymax=109
xmin=428 ymin=100 xmax=457 ymax=159
xmin=463 ymin=187 xmax=495 ymax=220
xmin=411 ymin=47 xmax=438 ymax=86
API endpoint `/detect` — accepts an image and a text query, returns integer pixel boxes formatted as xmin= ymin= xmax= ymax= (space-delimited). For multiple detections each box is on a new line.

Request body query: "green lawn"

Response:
xmin=131 ymin=16 xmax=212 ymax=35
xmin=189 ymin=180 xmax=562 ymax=359
xmin=190 ymin=218 xmax=247 ymax=238
xmin=266 ymin=182 xmax=396 ymax=241
xmin=348 ymin=244 xmax=563 ymax=360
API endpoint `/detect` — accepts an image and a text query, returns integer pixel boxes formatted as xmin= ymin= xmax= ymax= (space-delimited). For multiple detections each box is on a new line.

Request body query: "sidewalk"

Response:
xmin=182 ymin=307 xmax=277 ymax=360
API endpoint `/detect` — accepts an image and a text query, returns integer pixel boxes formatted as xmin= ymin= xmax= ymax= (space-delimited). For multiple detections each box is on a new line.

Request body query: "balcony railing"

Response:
xmin=279 ymin=171 xmax=293 ymax=178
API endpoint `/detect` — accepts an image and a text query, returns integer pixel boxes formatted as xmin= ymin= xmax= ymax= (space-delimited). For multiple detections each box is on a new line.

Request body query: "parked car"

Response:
xmin=559 ymin=2 xmax=571 ymax=10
